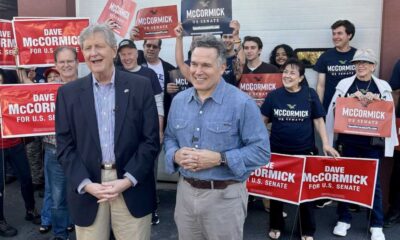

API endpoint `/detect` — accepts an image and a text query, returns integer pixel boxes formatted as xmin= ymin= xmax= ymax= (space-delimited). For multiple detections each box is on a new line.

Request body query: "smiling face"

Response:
xmin=282 ymin=64 xmax=304 ymax=92
xmin=354 ymin=61 xmax=375 ymax=80
xmin=190 ymin=47 xmax=226 ymax=99
xmin=243 ymin=40 xmax=261 ymax=62
xmin=332 ymin=26 xmax=352 ymax=50
xmin=55 ymin=48 xmax=78 ymax=82
xmin=82 ymin=31 xmax=117 ymax=82
xmin=143 ymin=39 xmax=161 ymax=63
xmin=221 ymin=34 xmax=234 ymax=52
xmin=46 ymin=71 xmax=60 ymax=83
xmin=119 ymin=47 xmax=138 ymax=70
xmin=275 ymin=47 xmax=288 ymax=67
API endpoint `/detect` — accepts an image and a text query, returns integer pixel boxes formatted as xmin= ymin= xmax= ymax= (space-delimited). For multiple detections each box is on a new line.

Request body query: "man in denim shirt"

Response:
xmin=164 ymin=35 xmax=270 ymax=240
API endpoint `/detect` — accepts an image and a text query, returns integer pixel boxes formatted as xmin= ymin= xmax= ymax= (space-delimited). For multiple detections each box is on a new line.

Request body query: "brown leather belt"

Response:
xmin=101 ymin=163 xmax=116 ymax=170
xmin=183 ymin=177 xmax=239 ymax=190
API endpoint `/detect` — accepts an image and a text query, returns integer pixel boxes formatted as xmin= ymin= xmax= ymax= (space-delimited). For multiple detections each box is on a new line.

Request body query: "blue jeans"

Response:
xmin=41 ymin=153 xmax=52 ymax=226
xmin=44 ymin=144 xmax=69 ymax=239
xmin=336 ymin=144 xmax=384 ymax=227
xmin=0 ymin=143 xmax=36 ymax=218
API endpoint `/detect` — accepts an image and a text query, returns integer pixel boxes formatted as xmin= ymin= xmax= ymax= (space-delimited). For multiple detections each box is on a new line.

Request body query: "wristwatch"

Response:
xmin=220 ymin=152 xmax=227 ymax=166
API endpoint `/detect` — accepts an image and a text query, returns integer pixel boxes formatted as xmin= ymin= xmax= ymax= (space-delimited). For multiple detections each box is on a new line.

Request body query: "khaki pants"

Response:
xmin=75 ymin=170 xmax=151 ymax=240
xmin=174 ymin=177 xmax=248 ymax=240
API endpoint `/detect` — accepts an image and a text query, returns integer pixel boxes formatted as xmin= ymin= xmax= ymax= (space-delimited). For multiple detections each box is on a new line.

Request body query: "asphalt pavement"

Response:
xmin=3 ymin=181 xmax=400 ymax=240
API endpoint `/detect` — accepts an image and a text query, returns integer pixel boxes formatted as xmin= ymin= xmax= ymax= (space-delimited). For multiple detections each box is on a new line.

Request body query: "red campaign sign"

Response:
xmin=396 ymin=118 xmax=400 ymax=151
xmin=247 ymin=153 xmax=306 ymax=205
xmin=0 ymin=83 xmax=62 ymax=138
xmin=12 ymin=18 xmax=89 ymax=67
xmin=300 ymin=156 xmax=378 ymax=208
xmin=135 ymin=5 xmax=178 ymax=40
xmin=239 ymin=73 xmax=282 ymax=106
xmin=0 ymin=20 xmax=16 ymax=67
xmin=334 ymin=97 xmax=393 ymax=137
xmin=97 ymin=0 xmax=137 ymax=38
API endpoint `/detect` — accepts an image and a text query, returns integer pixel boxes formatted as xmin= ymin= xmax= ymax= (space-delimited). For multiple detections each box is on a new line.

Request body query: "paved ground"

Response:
xmin=3 ymin=181 xmax=400 ymax=240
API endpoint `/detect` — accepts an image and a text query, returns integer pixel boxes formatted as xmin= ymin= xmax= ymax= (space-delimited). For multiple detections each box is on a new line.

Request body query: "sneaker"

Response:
xmin=67 ymin=224 xmax=75 ymax=232
xmin=370 ymin=227 xmax=385 ymax=240
xmin=316 ymin=199 xmax=332 ymax=208
xmin=25 ymin=209 xmax=41 ymax=225
xmin=151 ymin=211 xmax=160 ymax=225
xmin=0 ymin=220 xmax=18 ymax=237
xmin=39 ymin=224 xmax=51 ymax=234
xmin=333 ymin=221 xmax=351 ymax=237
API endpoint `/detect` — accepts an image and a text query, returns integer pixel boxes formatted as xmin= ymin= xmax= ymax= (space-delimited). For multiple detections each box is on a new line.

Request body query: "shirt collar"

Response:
xmin=92 ymin=68 xmax=116 ymax=87
xmin=187 ymin=78 xmax=226 ymax=104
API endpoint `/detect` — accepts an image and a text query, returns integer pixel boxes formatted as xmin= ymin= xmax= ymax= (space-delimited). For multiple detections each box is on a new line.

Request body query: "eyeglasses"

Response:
xmin=56 ymin=60 xmax=76 ymax=65
xmin=144 ymin=44 xmax=159 ymax=49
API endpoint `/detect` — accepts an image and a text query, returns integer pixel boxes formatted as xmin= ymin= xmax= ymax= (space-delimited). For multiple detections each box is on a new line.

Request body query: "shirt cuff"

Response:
xmin=77 ymin=178 xmax=92 ymax=194
xmin=165 ymin=146 xmax=179 ymax=174
xmin=123 ymin=172 xmax=138 ymax=187
xmin=225 ymin=149 xmax=246 ymax=177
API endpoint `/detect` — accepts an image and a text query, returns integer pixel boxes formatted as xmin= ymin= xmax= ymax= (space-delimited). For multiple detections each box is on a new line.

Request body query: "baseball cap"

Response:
xmin=118 ymin=39 xmax=137 ymax=52
xmin=43 ymin=68 xmax=60 ymax=79
xmin=351 ymin=49 xmax=377 ymax=64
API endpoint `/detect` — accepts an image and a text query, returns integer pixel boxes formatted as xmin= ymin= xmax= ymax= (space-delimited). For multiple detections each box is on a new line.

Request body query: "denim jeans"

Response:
xmin=336 ymin=144 xmax=384 ymax=227
xmin=0 ymin=143 xmax=36 ymax=216
xmin=44 ymin=144 xmax=69 ymax=239
xmin=41 ymin=153 xmax=52 ymax=226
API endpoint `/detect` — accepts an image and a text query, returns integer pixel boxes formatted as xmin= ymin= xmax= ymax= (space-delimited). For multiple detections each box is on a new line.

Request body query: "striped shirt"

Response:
xmin=92 ymin=72 xmax=116 ymax=165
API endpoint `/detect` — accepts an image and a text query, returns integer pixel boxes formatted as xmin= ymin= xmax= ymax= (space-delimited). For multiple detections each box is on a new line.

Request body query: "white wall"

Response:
xmin=76 ymin=0 xmax=383 ymax=86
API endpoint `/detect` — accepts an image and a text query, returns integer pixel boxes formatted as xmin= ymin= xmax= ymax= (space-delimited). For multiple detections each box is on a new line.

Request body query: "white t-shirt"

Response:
xmin=147 ymin=61 xmax=165 ymax=90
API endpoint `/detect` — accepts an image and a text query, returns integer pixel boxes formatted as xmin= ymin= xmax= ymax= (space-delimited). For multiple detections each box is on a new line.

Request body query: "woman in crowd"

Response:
xmin=261 ymin=58 xmax=339 ymax=240
xmin=269 ymin=44 xmax=296 ymax=71
xmin=326 ymin=49 xmax=397 ymax=240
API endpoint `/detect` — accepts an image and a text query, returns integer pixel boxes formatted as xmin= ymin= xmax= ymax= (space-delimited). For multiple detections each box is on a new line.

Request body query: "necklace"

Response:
xmin=356 ymin=79 xmax=372 ymax=94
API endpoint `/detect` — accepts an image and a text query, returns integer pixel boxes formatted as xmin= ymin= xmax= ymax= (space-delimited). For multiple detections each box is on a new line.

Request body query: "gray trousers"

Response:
xmin=175 ymin=177 xmax=248 ymax=240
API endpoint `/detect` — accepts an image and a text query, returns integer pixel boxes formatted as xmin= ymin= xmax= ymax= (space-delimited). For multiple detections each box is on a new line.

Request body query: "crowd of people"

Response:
xmin=0 ymin=17 xmax=399 ymax=240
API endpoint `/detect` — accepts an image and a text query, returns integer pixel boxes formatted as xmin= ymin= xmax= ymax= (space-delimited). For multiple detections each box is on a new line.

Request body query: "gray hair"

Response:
xmin=79 ymin=24 xmax=117 ymax=49
xmin=190 ymin=34 xmax=227 ymax=66
xmin=54 ymin=46 xmax=77 ymax=62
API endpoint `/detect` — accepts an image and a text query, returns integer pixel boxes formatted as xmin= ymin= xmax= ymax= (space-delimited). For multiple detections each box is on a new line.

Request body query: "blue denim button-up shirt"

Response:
xmin=164 ymin=79 xmax=270 ymax=182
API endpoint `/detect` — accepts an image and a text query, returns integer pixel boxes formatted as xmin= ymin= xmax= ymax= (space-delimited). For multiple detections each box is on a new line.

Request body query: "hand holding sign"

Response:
xmin=230 ymin=19 xmax=240 ymax=36
xmin=129 ymin=26 xmax=140 ymax=41
xmin=322 ymin=144 xmax=340 ymax=158
xmin=105 ymin=18 xmax=120 ymax=30
xmin=174 ymin=22 xmax=184 ymax=39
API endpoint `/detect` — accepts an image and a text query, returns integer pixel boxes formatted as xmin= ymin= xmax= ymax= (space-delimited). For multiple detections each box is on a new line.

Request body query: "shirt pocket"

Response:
xmin=172 ymin=119 xmax=190 ymax=143
xmin=205 ymin=121 xmax=236 ymax=150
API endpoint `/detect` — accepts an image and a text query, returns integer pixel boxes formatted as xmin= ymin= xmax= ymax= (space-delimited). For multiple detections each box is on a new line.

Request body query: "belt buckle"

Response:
xmin=103 ymin=163 xmax=113 ymax=170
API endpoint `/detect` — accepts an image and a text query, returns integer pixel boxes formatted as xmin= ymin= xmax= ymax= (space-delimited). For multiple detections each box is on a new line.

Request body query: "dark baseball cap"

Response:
xmin=118 ymin=39 xmax=137 ymax=52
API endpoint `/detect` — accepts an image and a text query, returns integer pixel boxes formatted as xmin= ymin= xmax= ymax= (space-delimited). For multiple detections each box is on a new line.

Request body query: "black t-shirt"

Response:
xmin=314 ymin=47 xmax=357 ymax=110
xmin=261 ymin=86 xmax=325 ymax=153
xmin=223 ymin=55 xmax=237 ymax=86
xmin=242 ymin=62 xmax=280 ymax=74
xmin=337 ymin=78 xmax=381 ymax=147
